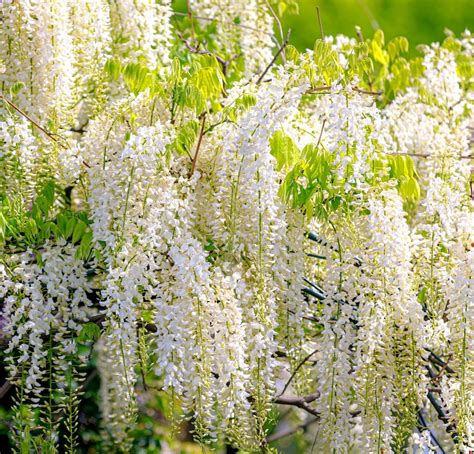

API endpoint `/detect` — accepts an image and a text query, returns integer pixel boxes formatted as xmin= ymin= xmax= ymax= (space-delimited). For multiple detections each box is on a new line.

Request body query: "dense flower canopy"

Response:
xmin=0 ymin=1 xmax=472 ymax=452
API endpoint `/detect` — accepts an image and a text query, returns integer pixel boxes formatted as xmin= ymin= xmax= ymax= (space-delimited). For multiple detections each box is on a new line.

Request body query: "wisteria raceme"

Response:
xmin=0 ymin=113 xmax=38 ymax=203
xmin=194 ymin=72 xmax=310 ymax=442
xmin=68 ymin=0 xmax=112 ymax=121
xmin=0 ymin=1 xmax=473 ymax=452
xmin=96 ymin=330 xmax=137 ymax=450
xmin=109 ymin=0 xmax=173 ymax=68
xmin=1 ymin=241 xmax=94 ymax=385
xmin=352 ymin=189 xmax=427 ymax=452
xmin=312 ymin=227 xmax=360 ymax=452
xmin=0 ymin=0 xmax=75 ymax=125
xmin=444 ymin=246 xmax=474 ymax=450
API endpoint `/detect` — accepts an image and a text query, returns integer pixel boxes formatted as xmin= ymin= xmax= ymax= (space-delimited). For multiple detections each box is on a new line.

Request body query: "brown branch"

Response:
xmin=0 ymin=380 xmax=13 ymax=399
xmin=256 ymin=29 xmax=291 ymax=85
xmin=417 ymin=411 xmax=446 ymax=454
xmin=386 ymin=152 xmax=473 ymax=160
xmin=186 ymin=0 xmax=196 ymax=44
xmin=307 ymin=86 xmax=383 ymax=96
xmin=190 ymin=113 xmax=206 ymax=177
xmin=427 ymin=392 xmax=458 ymax=443
xmin=0 ymin=93 xmax=67 ymax=149
xmin=307 ymin=85 xmax=331 ymax=93
xmin=352 ymin=86 xmax=383 ymax=96
xmin=273 ymin=393 xmax=320 ymax=417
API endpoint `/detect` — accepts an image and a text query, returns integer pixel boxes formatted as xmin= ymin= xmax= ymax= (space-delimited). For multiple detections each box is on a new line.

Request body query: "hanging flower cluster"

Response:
xmin=0 ymin=1 xmax=472 ymax=452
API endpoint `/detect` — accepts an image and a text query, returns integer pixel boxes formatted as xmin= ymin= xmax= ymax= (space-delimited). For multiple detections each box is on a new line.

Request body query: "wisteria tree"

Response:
xmin=0 ymin=1 xmax=472 ymax=453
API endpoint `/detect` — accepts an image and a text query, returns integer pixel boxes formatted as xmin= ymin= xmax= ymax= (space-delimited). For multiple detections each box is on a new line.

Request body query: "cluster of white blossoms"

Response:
xmin=381 ymin=35 xmax=473 ymax=451
xmin=109 ymin=0 xmax=173 ymax=69
xmin=77 ymin=66 xmax=311 ymax=447
xmin=0 ymin=114 xmax=38 ymax=203
xmin=0 ymin=1 xmax=472 ymax=452
xmin=352 ymin=190 xmax=427 ymax=452
xmin=0 ymin=241 xmax=94 ymax=396
xmin=0 ymin=0 xmax=74 ymax=123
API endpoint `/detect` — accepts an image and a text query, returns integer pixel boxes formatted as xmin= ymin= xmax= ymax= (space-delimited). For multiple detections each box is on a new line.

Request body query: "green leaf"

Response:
xmin=104 ymin=59 xmax=122 ymax=81
xmin=65 ymin=217 xmax=76 ymax=239
xmin=24 ymin=218 xmax=38 ymax=243
xmin=76 ymin=230 xmax=93 ymax=260
xmin=373 ymin=29 xmax=385 ymax=47
xmin=189 ymin=56 xmax=225 ymax=103
xmin=406 ymin=177 xmax=421 ymax=200
xmin=235 ymin=94 xmax=257 ymax=110
xmin=173 ymin=120 xmax=199 ymax=156
xmin=418 ymin=286 xmax=427 ymax=304
xmin=286 ymin=45 xmax=300 ymax=64
xmin=0 ymin=212 xmax=7 ymax=241
xmin=330 ymin=196 xmax=342 ymax=211
xmin=42 ymin=180 xmax=55 ymax=206
xmin=270 ymin=131 xmax=299 ymax=170
xmin=10 ymin=81 xmax=25 ymax=96
xmin=171 ymin=58 xmax=181 ymax=83
xmin=78 ymin=322 xmax=101 ymax=343
xmin=123 ymin=63 xmax=151 ymax=95
xmin=57 ymin=214 xmax=76 ymax=240
xmin=72 ymin=220 xmax=87 ymax=244
xmin=372 ymin=40 xmax=389 ymax=66
xmin=404 ymin=155 xmax=415 ymax=177
xmin=313 ymin=40 xmax=343 ymax=85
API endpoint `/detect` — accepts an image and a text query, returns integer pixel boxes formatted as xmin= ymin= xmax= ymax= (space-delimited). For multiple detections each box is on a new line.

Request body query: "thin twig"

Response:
xmin=306 ymin=252 xmax=327 ymax=259
xmin=190 ymin=113 xmax=206 ymax=177
xmin=352 ymin=86 xmax=383 ymax=96
xmin=264 ymin=0 xmax=286 ymax=63
xmin=177 ymin=31 xmax=219 ymax=60
xmin=266 ymin=417 xmax=319 ymax=443
xmin=256 ymin=29 xmax=291 ymax=85
xmin=173 ymin=12 xmax=275 ymax=37
xmin=316 ymin=7 xmax=324 ymax=39
xmin=386 ymin=151 xmax=473 ymax=160
xmin=307 ymin=85 xmax=332 ymax=93
xmin=176 ymin=31 xmax=239 ymax=77
xmin=316 ymin=118 xmax=326 ymax=149
xmin=426 ymin=349 xmax=455 ymax=374
xmin=186 ymin=0 xmax=196 ymax=44
xmin=82 ymin=369 xmax=98 ymax=389
xmin=277 ymin=348 xmax=319 ymax=397
xmin=0 ymin=93 xmax=67 ymax=149
xmin=307 ymin=86 xmax=383 ymax=96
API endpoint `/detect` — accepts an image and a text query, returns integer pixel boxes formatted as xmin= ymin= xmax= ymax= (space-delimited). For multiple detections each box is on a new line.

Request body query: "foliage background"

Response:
xmin=176 ymin=0 xmax=474 ymax=54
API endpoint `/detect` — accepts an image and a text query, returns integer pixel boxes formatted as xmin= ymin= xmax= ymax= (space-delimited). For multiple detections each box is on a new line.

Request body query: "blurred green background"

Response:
xmin=285 ymin=0 xmax=474 ymax=53
xmin=174 ymin=0 xmax=474 ymax=54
